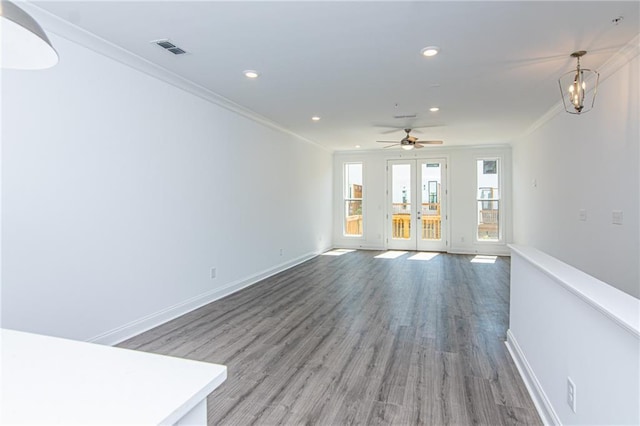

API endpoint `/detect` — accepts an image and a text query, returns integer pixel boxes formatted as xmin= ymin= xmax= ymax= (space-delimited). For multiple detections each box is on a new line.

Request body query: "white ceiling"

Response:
xmin=34 ymin=1 xmax=640 ymax=151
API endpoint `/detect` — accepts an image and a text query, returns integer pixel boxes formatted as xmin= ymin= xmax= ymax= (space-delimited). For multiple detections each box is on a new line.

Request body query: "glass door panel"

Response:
xmin=388 ymin=162 xmax=415 ymax=249
xmin=420 ymin=162 xmax=442 ymax=242
xmin=417 ymin=160 xmax=446 ymax=251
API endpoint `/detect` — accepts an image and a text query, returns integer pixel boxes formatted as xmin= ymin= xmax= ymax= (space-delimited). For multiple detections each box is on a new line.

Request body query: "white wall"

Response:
xmin=507 ymin=245 xmax=640 ymax=426
xmin=1 ymin=32 xmax=332 ymax=343
xmin=512 ymin=50 xmax=639 ymax=298
xmin=333 ymin=146 xmax=512 ymax=255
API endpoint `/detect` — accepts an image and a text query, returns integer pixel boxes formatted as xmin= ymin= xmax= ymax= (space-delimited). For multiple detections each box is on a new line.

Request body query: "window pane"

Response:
xmin=344 ymin=163 xmax=363 ymax=236
xmin=477 ymin=201 xmax=499 ymax=240
xmin=345 ymin=200 xmax=362 ymax=236
xmin=345 ymin=163 xmax=362 ymax=198
xmin=391 ymin=164 xmax=411 ymax=240
xmin=477 ymin=159 xmax=500 ymax=241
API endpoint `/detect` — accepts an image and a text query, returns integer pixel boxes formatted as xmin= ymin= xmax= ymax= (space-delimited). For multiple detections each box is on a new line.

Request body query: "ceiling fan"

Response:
xmin=377 ymin=128 xmax=443 ymax=150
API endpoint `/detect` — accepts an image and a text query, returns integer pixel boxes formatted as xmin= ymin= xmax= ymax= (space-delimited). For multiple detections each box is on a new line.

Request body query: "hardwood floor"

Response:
xmin=120 ymin=250 xmax=541 ymax=425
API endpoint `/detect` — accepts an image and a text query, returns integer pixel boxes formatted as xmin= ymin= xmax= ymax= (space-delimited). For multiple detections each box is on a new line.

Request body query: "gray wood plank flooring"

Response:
xmin=120 ymin=250 xmax=541 ymax=425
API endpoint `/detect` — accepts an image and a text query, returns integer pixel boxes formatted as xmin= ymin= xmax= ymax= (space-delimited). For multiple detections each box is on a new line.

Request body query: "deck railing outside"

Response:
xmin=345 ymin=215 xmax=363 ymax=236
xmin=391 ymin=203 xmax=441 ymax=240
xmin=478 ymin=204 xmax=499 ymax=240
xmin=346 ymin=202 xmax=497 ymax=240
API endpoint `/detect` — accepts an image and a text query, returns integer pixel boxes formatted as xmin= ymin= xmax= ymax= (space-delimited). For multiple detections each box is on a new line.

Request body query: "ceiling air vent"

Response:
xmin=151 ymin=39 xmax=188 ymax=55
xmin=167 ymin=47 xmax=186 ymax=55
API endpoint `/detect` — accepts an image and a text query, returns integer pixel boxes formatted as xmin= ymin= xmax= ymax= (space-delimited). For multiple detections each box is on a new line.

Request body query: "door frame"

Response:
xmin=386 ymin=157 xmax=449 ymax=252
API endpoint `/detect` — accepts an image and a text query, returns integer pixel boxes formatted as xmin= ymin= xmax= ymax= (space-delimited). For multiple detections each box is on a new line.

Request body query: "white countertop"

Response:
xmin=1 ymin=329 xmax=227 ymax=425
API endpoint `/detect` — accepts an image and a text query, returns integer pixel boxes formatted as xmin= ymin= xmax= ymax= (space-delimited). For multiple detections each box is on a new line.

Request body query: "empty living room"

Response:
xmin=2 ymin=1 xmax=638 ymax=425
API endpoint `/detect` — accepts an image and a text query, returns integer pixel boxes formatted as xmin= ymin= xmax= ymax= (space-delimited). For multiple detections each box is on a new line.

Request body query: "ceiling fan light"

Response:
xmin=401 ymin=144 xmax=414 ymax=151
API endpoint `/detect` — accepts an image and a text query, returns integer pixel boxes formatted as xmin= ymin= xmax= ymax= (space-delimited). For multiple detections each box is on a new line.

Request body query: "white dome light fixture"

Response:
xmin=0 ymin=0 xmax=58 ymax=69
xmin=429 ymin=107 xmax=440 ymax=112
xmin=311 ymin=116 xmax=321 ymax=121
xmin=243 ymin=70 xmax=259 ymax=79
xmin=558 ymin=50 xmax=599 ymax=114
xmin=421 ymin=46 xmax=440 ymax=57
xmin=401 ymin=144 xmax=414 ymax=151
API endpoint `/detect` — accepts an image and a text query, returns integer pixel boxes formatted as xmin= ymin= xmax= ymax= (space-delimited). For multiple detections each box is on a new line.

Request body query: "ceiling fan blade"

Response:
xmin=419 ymin=140 xmax=444 ymax=145
xmin=411 ymin=124 xmax=445 ymax=129
xmin=378 ymin=128 xmax=405 ymax=135
xmin=383 ymin=144 xmax=400 ymax=149
xmin=377 ymin=140 xmax=399 ymax=143
xmin=414 ymin=144 xmax=425 ymax=149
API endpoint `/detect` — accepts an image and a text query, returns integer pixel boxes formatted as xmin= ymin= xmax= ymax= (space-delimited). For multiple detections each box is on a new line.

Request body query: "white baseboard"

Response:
xmin=505 ymin=329 xmax=561 ymax=426
xmin=88 ymin=250 xmax=323 ymax=346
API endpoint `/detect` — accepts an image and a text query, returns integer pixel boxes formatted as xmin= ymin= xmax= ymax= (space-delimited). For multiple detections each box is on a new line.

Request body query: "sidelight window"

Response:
xmin=477 ymin=159 xmax=501 ymax=241
xmin=344 ymin=163 xmax=363 ymax=237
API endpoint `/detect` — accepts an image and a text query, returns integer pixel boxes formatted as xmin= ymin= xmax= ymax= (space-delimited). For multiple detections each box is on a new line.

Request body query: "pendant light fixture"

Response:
xmin=558 ymin=51 xmax=599 ymax=115
xmin=0 ymin=0 xmax=58 ymax=69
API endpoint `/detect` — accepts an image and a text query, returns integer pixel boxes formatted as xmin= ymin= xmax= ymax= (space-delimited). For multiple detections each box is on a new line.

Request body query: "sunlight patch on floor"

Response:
xmin=375 ymin=251 xmax=408 ymax=259
xmin=471 ymin=255 xmax=498 ymax=264
xmin=322 ymin=249 xmax=356 ymax=256
xmin=408 ymin=252 xmax=440 ymax=261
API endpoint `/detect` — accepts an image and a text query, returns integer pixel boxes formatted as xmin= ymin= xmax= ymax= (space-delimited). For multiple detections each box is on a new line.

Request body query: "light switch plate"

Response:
xmin=612 ymin=211 xmax=623 ymax=225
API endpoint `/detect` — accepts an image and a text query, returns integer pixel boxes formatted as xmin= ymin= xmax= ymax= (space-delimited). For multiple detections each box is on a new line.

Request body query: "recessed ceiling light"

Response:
xmin=355 ymin=145 xmax=361 ymax=148
xmin=421 ymin=46 xmax=440 ymax=57
xmin=429 ymin=107 xmax=440 ymax=112
xmin=311 ymin=116 xmax=321 ymax=121
xmin=243 ymin=70 xmax=259 ymax=78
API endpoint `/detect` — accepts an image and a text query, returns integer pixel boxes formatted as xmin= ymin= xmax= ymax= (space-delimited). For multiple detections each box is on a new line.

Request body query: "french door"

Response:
xmin=387 ymin=159 xmax=447 ymax=251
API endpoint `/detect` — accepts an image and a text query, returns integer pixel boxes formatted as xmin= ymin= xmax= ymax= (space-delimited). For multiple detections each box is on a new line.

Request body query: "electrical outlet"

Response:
xmin=210 ymin=267 xmax=216 ymax=279
xmin=567 ymin=377 xmax=577 ymax=413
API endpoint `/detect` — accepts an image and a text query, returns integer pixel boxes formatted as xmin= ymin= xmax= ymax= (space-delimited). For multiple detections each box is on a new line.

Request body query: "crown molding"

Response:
xmin=18 ymin=2 xmax=330 ymax=153
xmin=516 ymin=34 xmax=640 ymax=145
